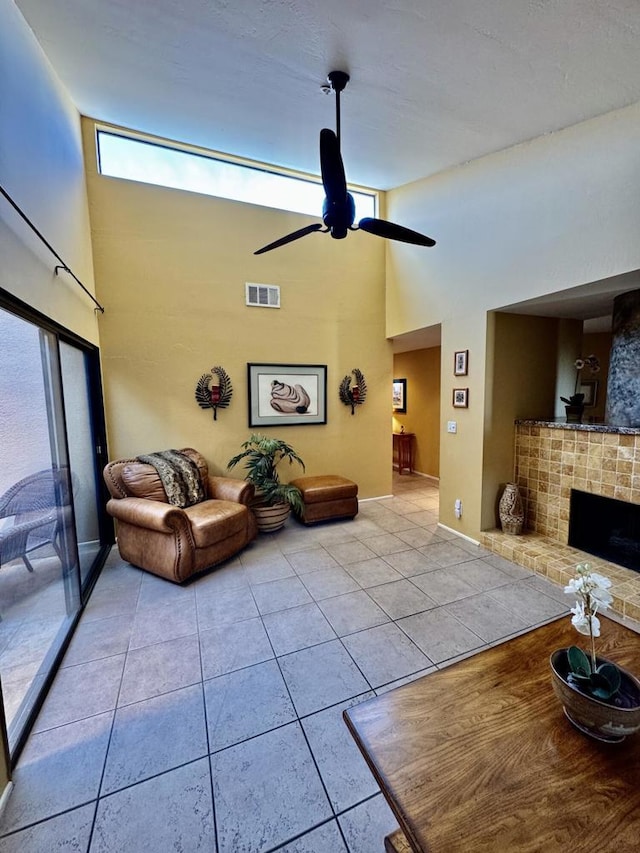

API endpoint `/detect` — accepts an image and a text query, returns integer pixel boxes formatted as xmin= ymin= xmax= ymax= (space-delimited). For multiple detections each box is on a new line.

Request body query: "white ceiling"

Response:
xmin=14 ymin=0 xmax=640 ymax=191
xmin=498 ymin=270 xmax=640 ymax=330
xmin=14 ymin=1 xmax=640 ymax=336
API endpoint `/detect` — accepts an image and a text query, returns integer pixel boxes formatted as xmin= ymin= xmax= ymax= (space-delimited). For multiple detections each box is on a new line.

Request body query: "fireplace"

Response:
xmin=569 ymin=490 xmax=640 ymax=572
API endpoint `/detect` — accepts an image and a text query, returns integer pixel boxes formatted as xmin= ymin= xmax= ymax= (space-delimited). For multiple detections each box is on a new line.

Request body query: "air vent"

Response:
xmin=246 ymin=282 xmax=280 ymax=308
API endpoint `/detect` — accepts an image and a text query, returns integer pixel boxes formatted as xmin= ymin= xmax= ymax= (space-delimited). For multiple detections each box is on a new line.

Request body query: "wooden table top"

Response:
xmin=344 ymin=616 xmax=640 ymax=853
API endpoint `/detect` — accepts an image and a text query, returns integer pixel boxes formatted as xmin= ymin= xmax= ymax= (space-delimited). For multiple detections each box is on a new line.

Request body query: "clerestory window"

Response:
xmin=96 ymin=130 xmax=376 ymax=220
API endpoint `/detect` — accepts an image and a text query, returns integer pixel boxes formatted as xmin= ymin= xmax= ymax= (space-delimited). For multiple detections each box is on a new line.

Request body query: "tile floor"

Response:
xmin=0 ymin=474 xmax=580 ymax=852
xmin=0 ymin=556 xmax=69 ymax=731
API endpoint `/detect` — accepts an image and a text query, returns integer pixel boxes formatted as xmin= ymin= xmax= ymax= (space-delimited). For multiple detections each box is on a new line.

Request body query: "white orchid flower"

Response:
xmin=570 ymin=602 xmax=590 ymax=635
xmin=570 ymin=603 xmax=600 ymax=637
xmin=590 ymin=587 xmax=613 ymax=610
xmin=566 ymin=562 xmax=612 ymax=680
xmin=566 ymin=566 xmax=613 ymax=610
xmin=564 ymin=578 xmax=582 ymax=595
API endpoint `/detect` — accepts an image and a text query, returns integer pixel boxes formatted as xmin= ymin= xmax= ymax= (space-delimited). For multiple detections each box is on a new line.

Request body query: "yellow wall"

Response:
xmin=82 ymin=121 xmax=392 ymax=498
xmin=481 ymin=313 xmax=579 ymax=531
xmin=0 ymin=0 xmax=98 ymax=794
xmin=392 ymin=348 xmax=440 ymax=478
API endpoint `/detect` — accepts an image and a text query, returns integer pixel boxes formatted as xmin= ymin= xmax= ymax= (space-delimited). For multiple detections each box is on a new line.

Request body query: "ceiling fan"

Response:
xmin=254 ymin=71 xmax=436 ymax=255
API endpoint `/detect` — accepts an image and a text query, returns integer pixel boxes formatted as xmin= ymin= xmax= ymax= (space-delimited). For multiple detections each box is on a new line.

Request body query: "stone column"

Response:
xmin=605 ymin=289 xmax=640 ymax=427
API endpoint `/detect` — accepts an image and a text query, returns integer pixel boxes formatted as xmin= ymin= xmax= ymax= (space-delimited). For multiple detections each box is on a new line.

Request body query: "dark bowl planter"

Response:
xmin=550 ymin=648 xmax=640 ymax=742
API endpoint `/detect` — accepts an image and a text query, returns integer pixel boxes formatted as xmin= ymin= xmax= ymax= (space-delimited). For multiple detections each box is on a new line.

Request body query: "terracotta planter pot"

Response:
xmin=550 ymin=648 xmax=640 ymax=742
xmin=250 ymin=500 xmax=290 ymax=533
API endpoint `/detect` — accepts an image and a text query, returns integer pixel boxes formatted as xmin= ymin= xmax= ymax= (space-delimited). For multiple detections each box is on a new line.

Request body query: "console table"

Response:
xmin=392 ymin=432 xmax=414 ymax=475
xmin=344 ymin=616 xmax=640 ymax=852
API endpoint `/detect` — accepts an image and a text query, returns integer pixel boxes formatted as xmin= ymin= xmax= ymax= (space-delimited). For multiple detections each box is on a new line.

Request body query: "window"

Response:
xmin=97 ymin=130 xmax=377 ymax=220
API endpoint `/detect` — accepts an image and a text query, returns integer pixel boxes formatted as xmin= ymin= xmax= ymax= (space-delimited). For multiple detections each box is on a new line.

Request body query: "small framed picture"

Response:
xmin=453 ymin=388 xmax=469 ymax=408
xmin=392 ymin=378 xmax=407 ymax=413
xmin=579 ymin=380 xmax=598 ymax=408
xmin=454 ymin=350 xmax=468 ymax=376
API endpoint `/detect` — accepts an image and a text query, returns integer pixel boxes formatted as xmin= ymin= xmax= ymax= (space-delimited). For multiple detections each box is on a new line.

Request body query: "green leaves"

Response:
xmin=567 ymin=645 xmax=590 ymax=676
xmin=566 ymin=645 xmax=622 ymax=701
xmin=591 ymin=663 xmax=621 ymax=700
xmin=227 ymin=434 xmax=305 ymax=511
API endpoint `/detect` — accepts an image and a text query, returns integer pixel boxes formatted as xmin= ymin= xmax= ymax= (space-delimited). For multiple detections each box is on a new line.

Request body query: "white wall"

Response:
xmin=0 ymin=0 xmax=98 ymax=342
xmin=386 ymin=100 xmax=640 ymax=333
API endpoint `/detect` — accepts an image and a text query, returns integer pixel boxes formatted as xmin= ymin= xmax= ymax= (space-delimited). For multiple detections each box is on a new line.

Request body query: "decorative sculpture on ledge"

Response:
xmin=339 ymin=368 xmax=367 ymax=415
xmin=195 ymin=366 xmax=233 ymax=421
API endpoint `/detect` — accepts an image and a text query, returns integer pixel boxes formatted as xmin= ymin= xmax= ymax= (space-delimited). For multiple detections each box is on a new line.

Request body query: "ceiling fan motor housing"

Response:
xmin=323 ymin=192 xmax=355 ymax=239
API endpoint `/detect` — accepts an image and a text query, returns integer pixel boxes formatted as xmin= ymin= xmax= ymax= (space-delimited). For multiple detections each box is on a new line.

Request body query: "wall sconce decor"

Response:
xmin=195 ymin=365 xmax=233 ymax=421
xmin=339 ymin=368 xmax=367 ymax=415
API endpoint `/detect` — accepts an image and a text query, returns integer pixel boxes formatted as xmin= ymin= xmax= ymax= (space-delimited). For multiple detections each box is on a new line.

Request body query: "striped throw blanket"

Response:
xmin=137 ymin=449 xmax=205 ymax=508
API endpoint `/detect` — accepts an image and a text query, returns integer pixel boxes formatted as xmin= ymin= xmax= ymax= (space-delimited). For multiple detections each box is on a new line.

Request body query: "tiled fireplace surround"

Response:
xmin=481 ymin=422 xmax=640 ymax=623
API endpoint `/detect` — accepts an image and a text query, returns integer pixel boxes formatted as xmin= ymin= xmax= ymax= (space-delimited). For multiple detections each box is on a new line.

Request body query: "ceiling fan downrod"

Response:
xmin=327 ymin=70 xmax=350 ymax=146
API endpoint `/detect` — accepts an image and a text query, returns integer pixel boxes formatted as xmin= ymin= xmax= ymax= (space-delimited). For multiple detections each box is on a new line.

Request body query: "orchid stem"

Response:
xmin=589 ymin=596 xmax=597 ymax=671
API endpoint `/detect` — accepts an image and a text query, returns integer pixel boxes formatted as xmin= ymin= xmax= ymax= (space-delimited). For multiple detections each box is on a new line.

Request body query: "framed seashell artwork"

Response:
xmin=248 ymin=363 xmax=327 ymax=426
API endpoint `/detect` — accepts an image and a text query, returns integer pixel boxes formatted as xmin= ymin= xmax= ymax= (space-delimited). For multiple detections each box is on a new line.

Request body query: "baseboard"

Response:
xmin=358 ymin=495 xmax=394 ymax=503
xmin=0 ymin=781 xmax=14 ymax=822
xmin=392 ymin=467 xmax=440 ymax=484
xmin=437 ymin=522 xmax=480 ymax=546
xmin=411 ymin=470 xmax=440 ymax=483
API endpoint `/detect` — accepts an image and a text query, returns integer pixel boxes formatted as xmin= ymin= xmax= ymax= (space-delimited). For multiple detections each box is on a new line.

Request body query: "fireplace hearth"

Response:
xmin=482 ymin=421 xmax=640 ymax=621
xmin=569 ymin=489 xmax=640 ymax=573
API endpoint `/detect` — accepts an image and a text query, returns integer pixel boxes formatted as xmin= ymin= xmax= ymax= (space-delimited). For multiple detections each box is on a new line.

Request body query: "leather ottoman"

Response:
xmin=290 ymin=475 xmax=358 ymax=524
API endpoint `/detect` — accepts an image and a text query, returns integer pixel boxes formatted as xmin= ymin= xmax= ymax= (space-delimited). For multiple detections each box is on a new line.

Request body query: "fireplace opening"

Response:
xmin=569 ymin=490 xmax=640 ymax=573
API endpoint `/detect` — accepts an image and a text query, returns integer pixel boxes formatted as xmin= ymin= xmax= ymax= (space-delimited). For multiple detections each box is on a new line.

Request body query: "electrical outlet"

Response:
xmin=454 ymin=499 xmax=462 ymax=518
xmin=447 ymin=420 xmax=457 ymax=433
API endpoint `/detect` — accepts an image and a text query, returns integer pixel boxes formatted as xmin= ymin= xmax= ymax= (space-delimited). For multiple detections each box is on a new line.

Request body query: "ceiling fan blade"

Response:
xmin=254 ymin=223 xmax=324 ymax=255
xmin=358 ymin=217 xmax=436 ymax=247
xmin=320 ymin=129 xmax=347 ymax=204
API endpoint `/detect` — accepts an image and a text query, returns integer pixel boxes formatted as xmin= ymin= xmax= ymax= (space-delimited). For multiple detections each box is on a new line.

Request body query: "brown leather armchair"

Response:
xmin=103 ymin=448 xmax=257 ymax=583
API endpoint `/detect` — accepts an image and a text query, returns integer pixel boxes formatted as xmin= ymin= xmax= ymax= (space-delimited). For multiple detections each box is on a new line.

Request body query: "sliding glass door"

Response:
xmin=59 ymin=341 xmax=105 ymax=589
xmin=0 ymin=299 xmax=110 ymax=759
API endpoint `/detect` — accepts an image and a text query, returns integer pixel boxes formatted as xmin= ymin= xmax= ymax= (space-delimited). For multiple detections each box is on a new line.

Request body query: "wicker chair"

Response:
xmin=0 ymin=468 xmax=72 ymax=573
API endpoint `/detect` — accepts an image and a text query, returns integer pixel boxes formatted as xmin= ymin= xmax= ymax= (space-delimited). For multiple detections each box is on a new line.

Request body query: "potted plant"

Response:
xmin=550 ymin=562 xmax=640 ymax=742
xmin=560 ymin=355 xmax=600 ymax=423
xmin=227 ymin=434 xmax=305 ymax=532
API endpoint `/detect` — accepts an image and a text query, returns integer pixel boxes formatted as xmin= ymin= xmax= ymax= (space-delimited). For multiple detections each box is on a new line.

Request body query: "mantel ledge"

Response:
xmin=515 ymin=419 xmax=640 ymax=435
